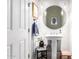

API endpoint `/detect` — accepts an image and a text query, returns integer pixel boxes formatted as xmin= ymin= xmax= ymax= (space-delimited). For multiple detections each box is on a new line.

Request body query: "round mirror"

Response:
xmin=43 ymin=5 xmax=66 ymax=29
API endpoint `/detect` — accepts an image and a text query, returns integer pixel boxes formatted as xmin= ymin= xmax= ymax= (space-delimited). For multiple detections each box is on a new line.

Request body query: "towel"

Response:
xmin=32 ymin=22 xmax=39 ymax=36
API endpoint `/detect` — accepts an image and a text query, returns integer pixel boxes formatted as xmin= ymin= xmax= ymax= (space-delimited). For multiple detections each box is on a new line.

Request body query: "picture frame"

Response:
xmin=32 ymin=2 xmax=38 ymax=20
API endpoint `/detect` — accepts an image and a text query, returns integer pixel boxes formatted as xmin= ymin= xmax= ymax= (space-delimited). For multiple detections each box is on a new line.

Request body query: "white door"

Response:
xmin=7 ymin=0 xmax=29 ymax=59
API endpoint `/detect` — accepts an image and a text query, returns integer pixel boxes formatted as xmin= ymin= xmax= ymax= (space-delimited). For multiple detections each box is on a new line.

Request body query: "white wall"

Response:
xmin=36 ymin=0 xmax=72 ymax=52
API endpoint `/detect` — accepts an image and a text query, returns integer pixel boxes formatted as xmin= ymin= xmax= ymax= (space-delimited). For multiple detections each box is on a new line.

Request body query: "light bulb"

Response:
xmin=61 ymin=10 xmax=64 ymax=16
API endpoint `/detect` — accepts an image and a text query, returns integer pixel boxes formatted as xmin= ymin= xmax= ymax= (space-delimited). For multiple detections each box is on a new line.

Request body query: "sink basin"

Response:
xmin=45 ymin=35 xmax=63 ymax=40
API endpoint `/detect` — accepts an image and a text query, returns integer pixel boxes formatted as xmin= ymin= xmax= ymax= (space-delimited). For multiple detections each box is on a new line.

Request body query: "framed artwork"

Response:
xmin=32 ymin=2 xmax=38 ymax=20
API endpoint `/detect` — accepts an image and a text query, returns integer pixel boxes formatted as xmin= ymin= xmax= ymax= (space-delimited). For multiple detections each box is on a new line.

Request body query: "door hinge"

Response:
xmin=28 ymin=28 xmax=30 ymax=32
xmin=28 ymin=54 xmax=30 ymax=58
xmin=28 ymin=3 xmax=31 ymax=7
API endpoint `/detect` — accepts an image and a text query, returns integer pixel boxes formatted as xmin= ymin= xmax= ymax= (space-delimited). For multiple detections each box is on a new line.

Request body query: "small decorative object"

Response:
xmin=39 ymin=40 xmax=44 ymax=47
xmin=51 ymin=17 xmax=57 ymax=25
xmin=59 ymin=29 xmax=62 ymax=33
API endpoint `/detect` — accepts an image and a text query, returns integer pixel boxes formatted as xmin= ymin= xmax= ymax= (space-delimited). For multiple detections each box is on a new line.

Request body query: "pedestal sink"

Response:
xmin=45 ymin=35 xmax=62 ymax=59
